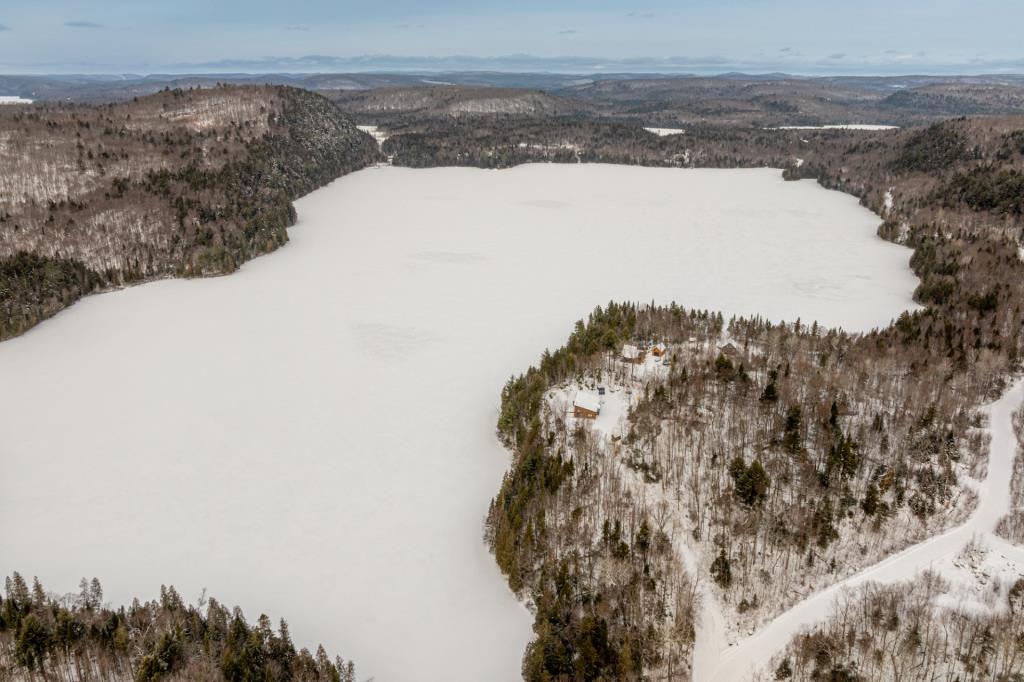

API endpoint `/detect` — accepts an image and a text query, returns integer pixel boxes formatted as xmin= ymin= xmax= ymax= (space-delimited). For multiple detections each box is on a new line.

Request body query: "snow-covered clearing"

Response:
xmin=771 ymin=124 xmax=899 ymax=131
xmin=356 ymin=124 xmax=389 ymax=147
xmin=644 ymin=127 xmax=685 ymax=136
xmin=0 ymin=96 xmax=33 ymax=105
xmin=0 ymin=164 xmax=919 ymax=681
xmin=712 ymin=377 xmax=1024 ymax=681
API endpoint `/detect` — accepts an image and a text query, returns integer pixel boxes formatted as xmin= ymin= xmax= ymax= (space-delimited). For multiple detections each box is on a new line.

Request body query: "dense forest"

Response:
xmin=0 ymin=85 xmax=381 ymax=341
xmin=0 ymin=573 xmax=355 ymax=681
xmin=381 ymin=117 xmax=799 ymax=170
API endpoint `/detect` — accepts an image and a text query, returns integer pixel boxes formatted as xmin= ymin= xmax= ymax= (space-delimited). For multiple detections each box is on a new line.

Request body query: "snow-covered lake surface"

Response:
xmin=0 ymin=164 xmax=920 ymax=682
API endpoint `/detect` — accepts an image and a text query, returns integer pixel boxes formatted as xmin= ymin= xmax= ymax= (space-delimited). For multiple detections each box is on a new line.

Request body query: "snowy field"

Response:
xmin=644 ymin=126 xmax=684 ymax=136
xmin=0 ymin=96 xmax=33 ymax=105
xmin=771 ymin=124 xmax=899 ymax=131
xmin=0 ymin=164 xmax=920 ymax=681
xmin=356 ymin=124 xmax=389 ymax=146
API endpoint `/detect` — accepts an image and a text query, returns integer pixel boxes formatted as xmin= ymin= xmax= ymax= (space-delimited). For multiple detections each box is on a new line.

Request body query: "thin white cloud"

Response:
xmin=65 ymin=20 xmax=103 ymax=29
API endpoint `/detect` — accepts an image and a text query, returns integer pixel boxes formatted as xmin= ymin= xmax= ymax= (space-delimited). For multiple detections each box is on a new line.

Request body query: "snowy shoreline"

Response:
xmin=0 ymin=164 xmax=921 ymax=682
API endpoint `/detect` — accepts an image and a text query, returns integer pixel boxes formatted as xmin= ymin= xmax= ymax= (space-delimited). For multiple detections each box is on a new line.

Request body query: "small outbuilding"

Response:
xmin=622 ymin=344 xmax=646 ymax=364
xmin=651 ymin=343 xmax=667 ymax=357
xmin=573 ymin=391 xmax=601 ymax=419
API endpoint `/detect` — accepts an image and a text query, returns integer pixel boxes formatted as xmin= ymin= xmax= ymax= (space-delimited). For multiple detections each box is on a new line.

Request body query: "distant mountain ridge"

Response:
xmin=6 ymin=71 xmax=1024 ymax=105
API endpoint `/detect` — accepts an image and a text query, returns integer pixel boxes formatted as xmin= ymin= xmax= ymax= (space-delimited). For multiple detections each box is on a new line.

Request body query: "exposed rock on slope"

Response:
xmin=0 ymin=85 xmax=381 ymax=340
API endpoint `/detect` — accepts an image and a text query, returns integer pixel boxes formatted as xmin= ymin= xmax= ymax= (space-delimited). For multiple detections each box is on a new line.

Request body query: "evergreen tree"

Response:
xmin=729 ymin=457 xmax=771 ymax=507
xmin=783 ymin=405 xmax=803 ymax=454
xmin=861 ymin=483 xmax=881 ymax=516
xmin=15 ymin=615 xmax=50 ymax=672
xmin=711 ymin=550 xmax=732 ymax=589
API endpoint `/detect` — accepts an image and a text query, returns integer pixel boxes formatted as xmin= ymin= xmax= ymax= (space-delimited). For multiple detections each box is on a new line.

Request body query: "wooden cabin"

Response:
xmin=573 ymin=392 xmax=601 ymax=419
xmin=651 ymin=343 xmax=667 ymax=357
xmin=718 ymin=342 xmax=740 ymax=358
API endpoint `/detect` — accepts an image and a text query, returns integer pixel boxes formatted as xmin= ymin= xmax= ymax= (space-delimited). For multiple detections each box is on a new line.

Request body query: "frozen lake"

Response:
xmin=0 ymin=164 xmax=919 ymax=681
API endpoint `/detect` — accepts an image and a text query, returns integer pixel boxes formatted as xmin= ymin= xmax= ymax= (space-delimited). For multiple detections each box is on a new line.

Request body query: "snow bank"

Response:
xmin=0 ymin=164 xmax=919 ymax=682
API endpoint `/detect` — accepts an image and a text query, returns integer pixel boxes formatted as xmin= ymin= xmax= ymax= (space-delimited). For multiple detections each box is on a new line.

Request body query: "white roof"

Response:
xmin=622 ymin=344 xmax=641 ymax=359
xmin=573 ymin=391 xmax=601 ymax=413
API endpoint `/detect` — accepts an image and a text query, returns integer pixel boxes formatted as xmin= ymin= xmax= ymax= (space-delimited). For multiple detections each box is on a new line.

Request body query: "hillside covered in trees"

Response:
xmin=0 ymin=85 xmax=381 ymax=341
xmin=483 ymin=115 xmax=1024 ymax=680
xmin=0 ymin=573 xmax=355 ymax=681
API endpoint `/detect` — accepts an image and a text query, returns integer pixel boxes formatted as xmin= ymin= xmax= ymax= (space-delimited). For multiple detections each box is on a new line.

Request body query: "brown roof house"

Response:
xmin=573 ymin=391 xmax=601 ymax=419
xmin=718 ymin=342 xmax=740 ymax=358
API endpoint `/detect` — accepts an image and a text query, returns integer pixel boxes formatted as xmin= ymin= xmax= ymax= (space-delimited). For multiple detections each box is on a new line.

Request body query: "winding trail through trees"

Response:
xmin=703 ymin=377 xmax=1024 ymax=681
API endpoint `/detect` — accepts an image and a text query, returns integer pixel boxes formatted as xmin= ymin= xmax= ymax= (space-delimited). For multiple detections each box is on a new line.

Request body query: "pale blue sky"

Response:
xmin=0 ymin=0 xmax=1021 ymax=74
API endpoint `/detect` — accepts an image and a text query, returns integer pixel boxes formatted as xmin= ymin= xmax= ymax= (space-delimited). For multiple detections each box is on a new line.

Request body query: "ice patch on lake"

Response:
xmin=0 ymin=165 xmax=920 ymax=682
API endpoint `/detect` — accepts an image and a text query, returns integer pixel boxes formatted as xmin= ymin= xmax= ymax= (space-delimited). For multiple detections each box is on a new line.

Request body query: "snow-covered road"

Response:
xmin=704 ymin=377 xmax=1024 ymax=681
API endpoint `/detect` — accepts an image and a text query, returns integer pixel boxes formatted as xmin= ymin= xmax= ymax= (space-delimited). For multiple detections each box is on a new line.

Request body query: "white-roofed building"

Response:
xmin=573 ymin=391 xmax=601 ymax=419
xmin=622 ymin=344 xmax=645 ymax=364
